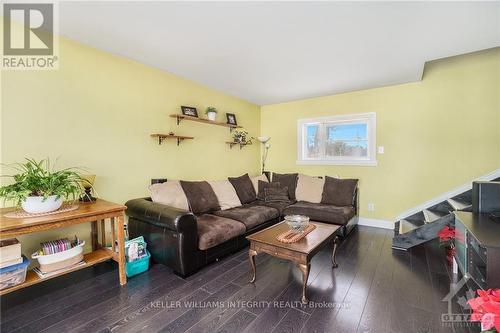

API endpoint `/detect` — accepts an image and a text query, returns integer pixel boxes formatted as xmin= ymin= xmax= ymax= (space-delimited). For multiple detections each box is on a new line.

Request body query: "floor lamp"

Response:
xmin=257 ymin=136 xmax=271 ymax=179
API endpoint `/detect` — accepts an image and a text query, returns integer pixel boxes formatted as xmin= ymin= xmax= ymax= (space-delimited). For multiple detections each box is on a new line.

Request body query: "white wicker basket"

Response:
xmin=32 ymin=241 xmax=85 ymax=273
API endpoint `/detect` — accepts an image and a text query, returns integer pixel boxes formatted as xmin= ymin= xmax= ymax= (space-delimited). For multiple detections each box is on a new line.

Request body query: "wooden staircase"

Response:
xmin=392 ymin=178 xmax=499 ymax=251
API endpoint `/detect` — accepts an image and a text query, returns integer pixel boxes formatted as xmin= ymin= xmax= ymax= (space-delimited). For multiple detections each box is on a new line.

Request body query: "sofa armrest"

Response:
xmin=353 ymin=188 xmax=359 ymax=215
xmin=125 ymin=198 xmax=196 ymax=233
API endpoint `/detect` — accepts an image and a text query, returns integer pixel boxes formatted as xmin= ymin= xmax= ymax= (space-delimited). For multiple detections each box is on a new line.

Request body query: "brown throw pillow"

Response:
xmin=180 ymin=181 xmax=221 ymax=214
xmin=321 ymin=176 xmax=358 ymax=206
xmin=265 ymin=187 xmax=290 ymax=204
xmin=228 ymin=173 xmax=257 ymax=204
xmin=257 ymin=180 xmax=283 ymax=201
xmin=272 ymin=173 xmax=298 ymax=200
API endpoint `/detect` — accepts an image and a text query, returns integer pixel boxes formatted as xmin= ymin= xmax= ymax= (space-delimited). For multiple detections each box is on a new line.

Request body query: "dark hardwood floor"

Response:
xmin=0 ymin=226 xmax=481 ymax=333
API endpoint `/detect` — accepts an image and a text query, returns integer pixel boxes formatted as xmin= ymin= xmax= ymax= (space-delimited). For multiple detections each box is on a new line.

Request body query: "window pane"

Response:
xmin=326 ymin=123 xmax=367 ymax=141
xmin=326 ymin=140 xmax=368 ymax=158
xmin=305 ymin=124 xmax=320 ymax=158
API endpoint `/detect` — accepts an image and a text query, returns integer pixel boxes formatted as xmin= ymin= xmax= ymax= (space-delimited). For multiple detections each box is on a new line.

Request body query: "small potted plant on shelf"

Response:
xmin=0 ymin=158 xmax=90 ymax=214
xmin=233 ymin=130 xmax=249 ymax=143
xmin=205 ymin=106 xmax=218 ymax=121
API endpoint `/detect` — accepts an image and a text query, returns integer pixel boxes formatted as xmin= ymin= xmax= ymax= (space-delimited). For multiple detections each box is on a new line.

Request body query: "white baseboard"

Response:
xmin=358 ymin=217 xmax=394 ymax=230
xmin=395 ymin=168 xmax=500 ymax=221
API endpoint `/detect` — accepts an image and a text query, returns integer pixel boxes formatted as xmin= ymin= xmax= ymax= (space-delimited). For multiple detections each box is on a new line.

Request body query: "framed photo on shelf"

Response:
xmin=181 ymin=106 xmax=198 ymax=118
xmin=226 ymin=113 xmax=237 ymax=125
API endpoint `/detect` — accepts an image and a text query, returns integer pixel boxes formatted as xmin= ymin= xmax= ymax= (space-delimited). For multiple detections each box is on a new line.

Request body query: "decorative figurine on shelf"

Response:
xmin=79 ymin=174 xmax=97 ymax=202
xmin=168 ymin=132 xmax=175 ymax=136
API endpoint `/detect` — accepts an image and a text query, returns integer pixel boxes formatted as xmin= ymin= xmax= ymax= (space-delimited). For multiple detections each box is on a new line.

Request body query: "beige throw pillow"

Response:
xmin=295 ymin=174 xmax=325 ymax=203
xmin=149 ymin=181 xmax=190 ymax=211
xmin=250 ymin=174 xmax=268 ymax=195
xmin=208 ymin=180 xmax=242 ymax=210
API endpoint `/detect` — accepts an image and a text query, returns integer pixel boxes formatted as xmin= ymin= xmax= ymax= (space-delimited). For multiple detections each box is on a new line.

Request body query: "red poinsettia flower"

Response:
xmin=468 ymin=289 xmax=500 ymax=332
xmin=437 ymin=225 xmax=455 ymax=241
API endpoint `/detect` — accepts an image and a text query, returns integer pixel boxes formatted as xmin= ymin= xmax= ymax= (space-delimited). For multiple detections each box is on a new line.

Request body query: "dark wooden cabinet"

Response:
xmin=454 ymin=211 xmax=500 ymax=289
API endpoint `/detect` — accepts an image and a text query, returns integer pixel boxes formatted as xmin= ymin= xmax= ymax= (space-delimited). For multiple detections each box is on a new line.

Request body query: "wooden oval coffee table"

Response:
xmin=246 ymin=221 xmax=340 ymax=304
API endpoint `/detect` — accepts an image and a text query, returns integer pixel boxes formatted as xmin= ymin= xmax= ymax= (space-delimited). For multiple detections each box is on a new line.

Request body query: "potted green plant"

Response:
xmin=205 ymin=106 xmax=218 ymax=121
xmin=233 ymin=130 xmax=249 ymax=143
xmin=0 ymin=158 xmax=89 ymax=214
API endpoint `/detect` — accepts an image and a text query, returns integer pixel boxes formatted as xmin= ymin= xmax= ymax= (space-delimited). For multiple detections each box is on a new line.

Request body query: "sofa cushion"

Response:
xmin=250 ymin=174 xmax=268 ymax=195
xmin=253 ymin=200 xmax=291 ymax=215
xmin=272 ymin=173 xmax=298 ymax=200
xmin=208 ymin=180 xmax=241 ymax=210
xmin=257 ymin=180 xmax=282 ymax=201
xmin=213 ymin=204 xmax=279 ymax=230
xmin=295 ymin=174 xmax=325 ymax=203
xmin=321 ymin=176 xmax=358 ymax=206
xmin=149 ymin=180 xmax=189 ymax=211
xmin=197 ymin=214 xmax=246 ymax=250
xmin=264 ymin=186 xmax=290 ymax=204
xmin=282 ymin=201 xmax=355 ymax=225
xmin=228 ymin=173 xmax=257 ymax=204
xmin=180 ymin=181 xmax=220 ymax=214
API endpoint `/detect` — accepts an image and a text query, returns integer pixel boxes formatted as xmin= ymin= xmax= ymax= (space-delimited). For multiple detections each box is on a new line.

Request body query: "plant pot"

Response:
xmin=21 ymin=195 xmax=63 ymax=214
xmin=207 ymin=112 xmax=217 ymax=121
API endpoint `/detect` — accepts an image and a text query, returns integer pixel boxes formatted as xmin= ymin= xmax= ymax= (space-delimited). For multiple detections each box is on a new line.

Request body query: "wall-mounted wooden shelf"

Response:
xmin=170 ymin=114 xmax=242 ymax=133
xmin=151 ymin=134 xmax=194 ymax=146
xmin=226 ymin=141 xmax=252 ymax=150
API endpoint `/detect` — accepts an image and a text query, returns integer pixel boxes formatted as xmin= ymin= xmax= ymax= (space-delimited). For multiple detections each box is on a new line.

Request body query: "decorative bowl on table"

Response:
xmin=284 ymin=215 xmax=310 ymax=233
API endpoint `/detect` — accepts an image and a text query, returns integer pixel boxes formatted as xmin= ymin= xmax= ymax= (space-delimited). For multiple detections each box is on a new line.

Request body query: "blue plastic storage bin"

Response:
xmin=125 ymin=250 xmax=150 ymax=278
xmin=0 ymin=256 xmax=30 ymax=290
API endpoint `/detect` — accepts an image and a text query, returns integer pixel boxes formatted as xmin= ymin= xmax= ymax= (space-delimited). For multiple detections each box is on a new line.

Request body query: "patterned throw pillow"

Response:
xmin=265 ymin=186 xmax=290 ymax=204
xmin=272 ymin=173 xmax=298 ymax=200
xmin=257 ymin=180 xmax=282 ymax=201
xmin=250 ymin=174 xmax=269 ymax=195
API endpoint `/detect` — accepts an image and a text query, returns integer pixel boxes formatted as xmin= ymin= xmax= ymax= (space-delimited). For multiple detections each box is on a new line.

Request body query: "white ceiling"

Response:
xmin=59 ymin=1 xmax=500 ymax=105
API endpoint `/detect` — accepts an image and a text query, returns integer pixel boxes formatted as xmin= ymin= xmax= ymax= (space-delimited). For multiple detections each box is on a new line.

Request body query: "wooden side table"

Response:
xmin=0 ymin=199 xmax=127 ymax=295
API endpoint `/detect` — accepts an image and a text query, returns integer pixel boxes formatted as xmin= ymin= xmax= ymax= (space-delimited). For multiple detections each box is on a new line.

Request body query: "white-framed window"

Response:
xmin=297 ymin=112 xmax=377 ymax=166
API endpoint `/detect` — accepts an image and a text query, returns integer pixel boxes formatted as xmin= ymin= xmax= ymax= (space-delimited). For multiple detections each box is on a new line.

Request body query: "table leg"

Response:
xmin=116 ymin=215 xmax=127 ymax=286
xmin=111 ymin=217 xmax=116 ymax=252
xmin=100 ymin=220 xmax=106 ymax=247
xmin=332 ymin=236 xmax=339 ymax=268
xmin=91 ymin=221 xmax=98 ymax=250
xmin=298 ymin=263 xmax=310 ymax=304
xmin=249 ymin=249 xmax=257 ymax=283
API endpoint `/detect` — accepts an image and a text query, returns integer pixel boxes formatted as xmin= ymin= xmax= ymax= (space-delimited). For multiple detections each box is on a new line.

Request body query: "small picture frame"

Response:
xmin=181 ymin=106 xmax=198 ymax=118
xmin=226 ymin=113 xmax=237 ymax=126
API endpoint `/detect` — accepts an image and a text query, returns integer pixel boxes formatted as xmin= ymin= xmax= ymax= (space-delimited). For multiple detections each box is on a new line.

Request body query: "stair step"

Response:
xmin=451 ymin=190 xmax=472 ymax=203
xmin=428 ymin=201 xmax=454 ymax=214
xmin=392 ymin=215 xmax=454 ymax=251
xmin=398 ymin=219 xmax=424 ymax=234
xmin=406 ymin=211 xmax=426 ymax=224
xmin=447 ymin=198 xmax=472 ymax=211
xmin=394 ymin=221 xmax=400 ymax=236
xmin=423 ymin=209 xmax=447 ymax=223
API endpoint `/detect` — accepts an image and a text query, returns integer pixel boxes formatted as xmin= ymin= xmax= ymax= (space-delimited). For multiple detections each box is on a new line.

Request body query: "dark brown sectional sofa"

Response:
xmin=126 ymin=173 xmax=359 ymax=277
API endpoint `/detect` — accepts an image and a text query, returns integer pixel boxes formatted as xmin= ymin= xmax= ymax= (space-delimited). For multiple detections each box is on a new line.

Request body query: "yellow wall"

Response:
xmin=261 ymin=48 xmax=500 ymax=221
xmin=2 ymin=30 xmax=499 ymax=258
xmin=1 ymin=37 xmax=261 ymax=257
